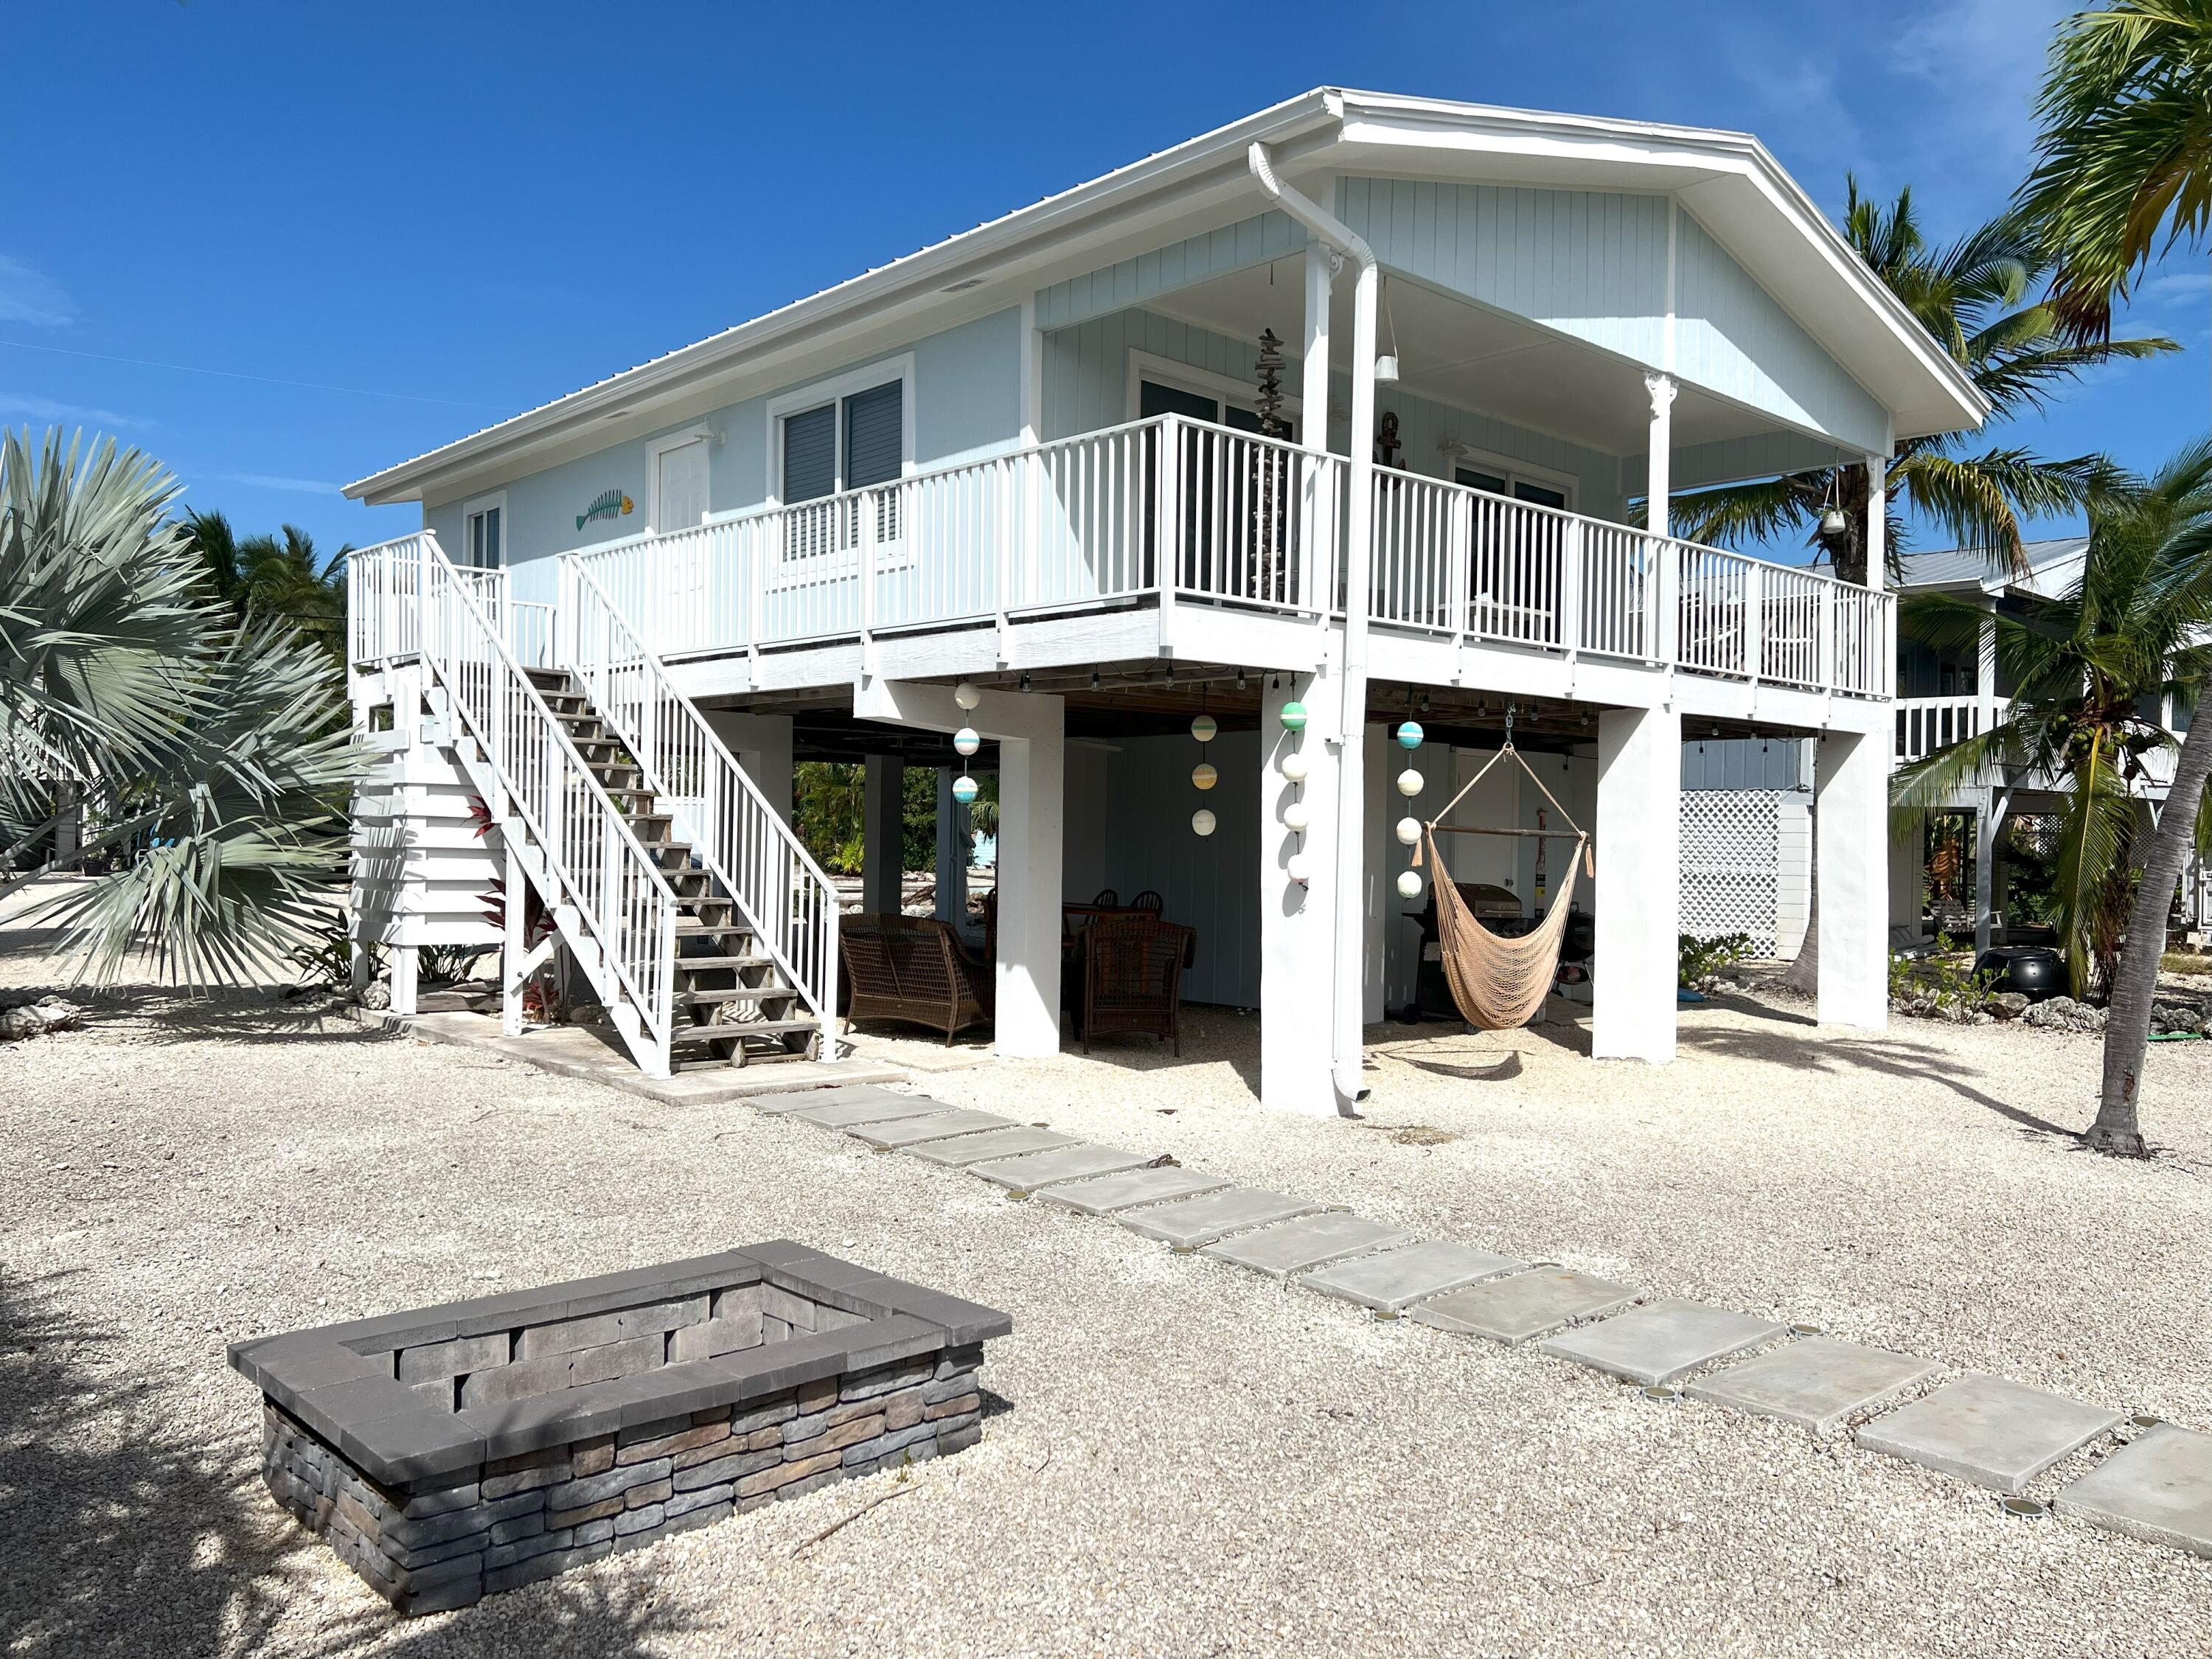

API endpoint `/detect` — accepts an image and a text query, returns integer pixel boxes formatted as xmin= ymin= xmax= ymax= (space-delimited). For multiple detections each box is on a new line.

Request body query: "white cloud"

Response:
xmin=2140 ymin=271 xmax=2212 ymax=305
xmin=0 ymin=256 xmax=77 ymax=328
xmin=0 ymin=391 xmax=151 ymax=431
xmin=210 ymin=470 xmax=342 ymax=495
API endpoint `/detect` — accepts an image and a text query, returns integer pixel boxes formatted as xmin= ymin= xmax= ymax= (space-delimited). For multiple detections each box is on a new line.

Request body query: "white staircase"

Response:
xmin=352 ymin=530 xmax=836 ymax=1078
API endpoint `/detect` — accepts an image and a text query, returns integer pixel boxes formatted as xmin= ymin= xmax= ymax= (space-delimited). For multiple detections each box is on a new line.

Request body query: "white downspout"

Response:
xmin=1250 ymin=141 xmax=1377 ymax=1107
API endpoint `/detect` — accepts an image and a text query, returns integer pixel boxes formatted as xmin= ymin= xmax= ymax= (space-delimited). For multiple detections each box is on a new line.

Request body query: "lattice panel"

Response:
xmin=1680 ymin=789 xmax=1781 ymax=956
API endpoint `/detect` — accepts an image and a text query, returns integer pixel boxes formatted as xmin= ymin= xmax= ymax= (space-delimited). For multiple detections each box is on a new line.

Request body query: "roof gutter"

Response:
xmin=1248 ymin=141 xmax=1374 ymax=1112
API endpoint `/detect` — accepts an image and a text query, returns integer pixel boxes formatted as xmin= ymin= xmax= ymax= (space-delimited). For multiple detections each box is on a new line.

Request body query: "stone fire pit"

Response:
xmin=228 ymin=1242 xmax=1012 ymax=1614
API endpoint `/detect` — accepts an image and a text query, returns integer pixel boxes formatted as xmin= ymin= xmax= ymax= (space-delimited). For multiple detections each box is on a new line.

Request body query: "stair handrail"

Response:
xmin=560 ymin=557 xmax=840 ymax=1061
xmin=412 ymin=530 xmax=679 ymax=1071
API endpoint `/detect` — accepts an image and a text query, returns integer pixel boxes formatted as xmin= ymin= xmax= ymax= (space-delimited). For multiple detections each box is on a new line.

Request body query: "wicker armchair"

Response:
xmin=1077 ymin=914 xmax=1196 ymax=1055
xmin=838 ymin=914 xmax=991 ymax=1044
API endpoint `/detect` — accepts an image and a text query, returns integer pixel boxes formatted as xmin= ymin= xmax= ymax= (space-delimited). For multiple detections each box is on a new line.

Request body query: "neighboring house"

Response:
xmin=341 ymin=88 xmax=1983 ymax=1116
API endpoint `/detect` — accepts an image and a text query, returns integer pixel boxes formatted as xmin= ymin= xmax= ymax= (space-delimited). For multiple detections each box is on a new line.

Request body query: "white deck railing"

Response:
xmin=561 ymin=558 xmax=840 ymax=1059
xmin=1896 ymin=695 xmax=2009 ymax=764
xmin=555 ymin=414 xmax=1890 ymax=698
xmin=349 ymin=530 xmax=680 ymax=1077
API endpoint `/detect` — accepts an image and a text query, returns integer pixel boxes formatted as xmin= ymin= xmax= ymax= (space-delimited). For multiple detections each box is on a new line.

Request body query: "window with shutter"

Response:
xmin=782 ymin=404 xmax=838 ymax=503
xmin=843 ymin=382 xmax=902 ymax=489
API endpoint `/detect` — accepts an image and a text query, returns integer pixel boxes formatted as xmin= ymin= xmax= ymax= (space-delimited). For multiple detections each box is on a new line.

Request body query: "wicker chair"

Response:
xmin=838 ymin=914 xmax=991 ymax=1044
xmin=1128 ymin=889 xmax=1164 ymax=914
xmin=1077 ymin=914 xmax=1196 ymax=1055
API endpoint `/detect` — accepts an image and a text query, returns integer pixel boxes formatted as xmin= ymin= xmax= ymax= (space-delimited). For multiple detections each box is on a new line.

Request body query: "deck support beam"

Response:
xmin=1593 ymin=703 xmax=1680 ymax=1062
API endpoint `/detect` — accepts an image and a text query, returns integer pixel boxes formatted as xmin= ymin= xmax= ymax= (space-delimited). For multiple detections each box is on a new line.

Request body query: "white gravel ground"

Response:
xmin=4 ymin=897 xmax=2209 ymax=1657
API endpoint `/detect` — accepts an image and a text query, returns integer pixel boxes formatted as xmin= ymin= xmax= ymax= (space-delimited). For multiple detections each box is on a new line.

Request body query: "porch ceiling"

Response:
xmin=1150 ymin=261 xmax=1797 ymax=457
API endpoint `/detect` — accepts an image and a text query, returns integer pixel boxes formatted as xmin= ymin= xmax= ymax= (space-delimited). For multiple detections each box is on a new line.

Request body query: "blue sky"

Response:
xmin=3 ymin=0 xmax=2205 ymax=566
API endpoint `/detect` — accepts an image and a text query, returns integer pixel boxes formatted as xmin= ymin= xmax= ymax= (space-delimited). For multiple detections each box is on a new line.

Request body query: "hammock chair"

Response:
xmin=1413 ymin=739 xmax=1594 ymax=1031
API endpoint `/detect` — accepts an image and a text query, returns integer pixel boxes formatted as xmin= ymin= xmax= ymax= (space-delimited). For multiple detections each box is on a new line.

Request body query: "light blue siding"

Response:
xmin=1042 ymin=305 xmax=1625 ymax=521
xmin=1338 ymin=177 xmax=1670 ymax=369
xmin=1672 ymin=212 xmax=1889 ymax=454
xmin=1034 ymin=211 xmax=1307 ymax=331
xmin=423 ymin=307 xmax=1023 ymax=608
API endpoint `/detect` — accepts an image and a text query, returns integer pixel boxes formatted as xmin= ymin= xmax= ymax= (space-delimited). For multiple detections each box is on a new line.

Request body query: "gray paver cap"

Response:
xmin=1538 ymin=1298 xmax=1787 ymax=1385
xmin=1037 ymin=1166 xmax=1231 ymax=1215
xmin=1203 ymin=1213 xmax=1415 ymax=1279
xmin=2053 ymin=1425 xmax=2212 ymax=1558
xmin=1855 ymin=1373 xmax=2121 ymax=1494
xmin=1298 ymin=1241 xmax=1525 ymax=1312
xmin=1409 ymin=1268 xmax=1638 ymax=1343
xmin=1685 ymin=1338 xmax=1938 ymax=1436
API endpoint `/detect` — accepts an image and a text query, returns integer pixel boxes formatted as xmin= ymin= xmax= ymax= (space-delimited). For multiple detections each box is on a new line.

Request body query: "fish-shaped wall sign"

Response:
xmin=577 ymin=490 xmax=635 ymax=530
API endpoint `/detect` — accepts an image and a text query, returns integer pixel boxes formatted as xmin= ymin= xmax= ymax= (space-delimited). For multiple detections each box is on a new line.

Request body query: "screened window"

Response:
xmin=779 ymin=380 xmax=904 ymax=501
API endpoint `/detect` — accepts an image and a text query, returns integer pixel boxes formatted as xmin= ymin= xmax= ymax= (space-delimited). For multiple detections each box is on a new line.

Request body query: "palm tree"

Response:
xmin=239 ymin=524 xmax=349 ymax=651
xmin=1672 ymin=182 xmax=2173 ymax=580
xmin=178 ymin=507 xmax=247 ymax=611
xmin=0 ymin=428 xmax=358 ymax=989
xmin=1895 ymin=445 xmax=2212 ymax=1022
xmin=2022 ymin=3 xmax=2212 ymax=1155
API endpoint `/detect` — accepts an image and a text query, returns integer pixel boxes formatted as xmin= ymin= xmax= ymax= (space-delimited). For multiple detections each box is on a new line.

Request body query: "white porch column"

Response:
xmin=1645 ymin=374 xmax=1677 ymax=664
xmin=935 ymin=766 xmax=970 ymax=931
xmin=701 ymin=710 xmax=794 ymax=829
xmin=862 ymin=754 xmax=905 ymax=916
xmin=1817 ymin=728 xmax=1890 ymax=1028
xmin=1303 ymin=239 xmax=1335 ymax=452
xmin=1889 ymin=808 xmax=1924 ymax=950
xmin=1974 ymin=601 xmax=1998 ymax=954
xmin=1363 ymin=719 xmax=1389 ymax=1024
xmin=1593 ymin=703 xmax=1680 ymax=1062
xmin=854 ymin=678 xmax=1063 ymax=1057
xmin=1261 ymin=669 xmax=1341 ymax=1116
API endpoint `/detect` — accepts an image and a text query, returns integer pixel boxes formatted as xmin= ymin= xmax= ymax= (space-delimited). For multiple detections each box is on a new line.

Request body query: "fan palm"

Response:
xmin=0 ymin=427 xmax=359 ymax=989
xmin=2021 ymin=3 xmax=2212 ymax=1155
xmin=1893 ymin=442 xmax=2212 ymax=1009
xmin=1670 ymin=182 xmax=2173 ymax=581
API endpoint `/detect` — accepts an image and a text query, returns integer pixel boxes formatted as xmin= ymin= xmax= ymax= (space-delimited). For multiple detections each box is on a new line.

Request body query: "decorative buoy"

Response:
xmin=1191 ymin=808 xmax=1217 ymax=837
xmin=1396 ymin=816 xmax=1421 ymax=846
xmin=952 ymin=775 xmax=978 ymax=804
xmin=1397 ymin=768 xmax=1425 ymax=798
xmin=1280 ymin=700 xmax=1308 ymax=731
xmin=953 ymin=681 xmax=981 ymax=711
xmin=1396 ymin=869 xmax=1423 ymax=899
xmin=1191 ymin=762 xmax=1218 ymax=791
xmin=1281 ymin=750 xmax=1310 ymax=783
xmin=1287 ymin=852 xmax=1312 ymax=883
xmin=1191 ymin=714 xmax=1218 ymax=743
xmin=1283 ymin=801 xmax=1310 ymax=832
xmin=953 ymin=726 xmax=981 ymax=757
xmin=1397 ymin=720 xmax=1425 ymax=750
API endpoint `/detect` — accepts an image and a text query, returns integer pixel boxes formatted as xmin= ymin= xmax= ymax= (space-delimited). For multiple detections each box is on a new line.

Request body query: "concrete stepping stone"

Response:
xmin=970 ymin=1144 xmax=1154 ymax=1192
xmin=1298 ymin=1241 xmax=1524 ymax=1314
xmin=753 ymin=1084 xmax=922 ymax=1116
xmin=2054 ymin=1425 xmax=2212 ymax=1558
xmin=1539 ymin=1298 xmax=1786 ymax=1385
xmin=1119 ymin=1187 xmax=1321 ymax=1248
xmin=1203 ymin=1213 xmax=1415 ymax=1279
xmin=906 ymin=1125 xmax=1079 ymax=1167
xmin=1038 ymin=1166 xmax=1230 ymax=1215
xmin=1410 ymin=1267 xmax=1638 ymax=1344
xmin=849 ymin=1108 xmax=1011 ymax=1148
xmin=1854 ymin=1372 xmax=2121 ymax=1494
xmin=1686 ymin=1337 xmax=1938 ymax=1436
xmin=790 ymin=1094 xmax=956 ymax=1129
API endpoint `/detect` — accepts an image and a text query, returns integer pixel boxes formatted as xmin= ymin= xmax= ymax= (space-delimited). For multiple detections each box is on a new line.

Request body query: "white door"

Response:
xmin=1445 ymin=747 xmax=1520 ymax=899
xmin=655 ymin=437 xmax=709 ymax=532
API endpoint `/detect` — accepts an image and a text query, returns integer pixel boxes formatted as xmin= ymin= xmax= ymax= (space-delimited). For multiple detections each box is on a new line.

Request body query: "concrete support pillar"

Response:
xmin=702 ymin=711 xmax=795 ymax=830
xmin=1594 ymin=703 xmax=1680 ymax=1062
xmin=389 ymin=945 xmax=420 ymax=1017
xmin=1889 ymin=810 xmax=1925 ymax=950
xmin=1817 ymin=728 xmax=1890 ymax=1029
xmin=1261 ymin=670 xmax=1343 ymax=1116
xmin=1363 ymin=720 xmax=1388 ymax=1025
xmin=852 ymin=677 xmax=1062 ymax=1058
xmin=862 ymin=754 xmax=905 ymax=917
xmin=1644 ymin=375 xmax=1677 ymax=661
xmin=935 ymin=766 xmax=970 ymax=931
xmin=1974 ymin=787 xmax=1997 ymax=957
xmin=501 ymin=836 xmax=526 ymax=1037
xmin=993 ymin=725 xmax=1062 ymax=1058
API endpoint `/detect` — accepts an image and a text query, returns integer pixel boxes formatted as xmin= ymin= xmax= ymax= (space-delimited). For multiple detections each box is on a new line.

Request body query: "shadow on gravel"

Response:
xmin=0 ymin=980 xmax=408 ymax=1053
xmin=1680 ymin=1024 xmax=2084 ymax=1142
xmin=0 ymin=1272 xmax=695 ymax=1658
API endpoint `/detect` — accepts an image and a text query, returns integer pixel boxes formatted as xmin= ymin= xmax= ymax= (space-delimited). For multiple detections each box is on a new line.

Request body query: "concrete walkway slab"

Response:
xmin=1298 ymin=1241 xmax=1524 ymax=1313
xmin=1410 ymin=1268 xmax=1638 ymax=1343
xmin=789 ymin=1094 xmax=952 ymax=1129
xmin=752 ymin=1083 xmax=922 ymax=1116
xmin=1686 ymin=1338 xmax=1938 ymax=1436
xmin=1540 ymin=1298 xmax=1786 ymax=1385
xmin=1203 ymin=1214 xmax=1415 ymax=1279
xmin=1856 ymin=1373 xmax=2121 ymax=1494
xmin=2054 ymin=1425 xmax=2212 ymax=1558
xmin=906 ymin=1125 xmax=1079 ymax=1167
xmin=969 ymin=1144 xmax=1154 ymax=1192
xmin=1119 ymin=1188 xmax=1321 ymax=1248
xmin=849 ymin=1108 xmax=1011 ymax=1148
xmin=1037 ymin=1167 xmax=1230 ymax=1216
